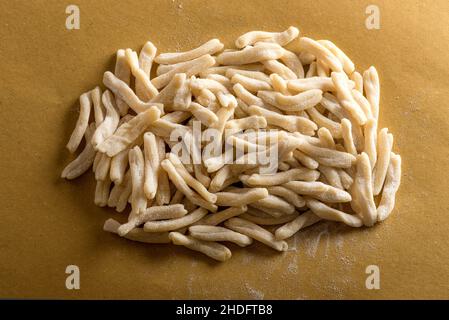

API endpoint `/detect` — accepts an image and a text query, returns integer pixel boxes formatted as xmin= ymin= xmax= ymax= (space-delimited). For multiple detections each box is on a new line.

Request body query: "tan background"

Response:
xmin=1 ymin=0 xmax=448 ymax=299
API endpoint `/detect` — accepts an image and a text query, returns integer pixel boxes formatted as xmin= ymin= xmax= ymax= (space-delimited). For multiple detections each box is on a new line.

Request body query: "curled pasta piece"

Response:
xmin=104 ymin=218 xmax=171 ymax=244
xmin=275 ymin=210 xmax=322 ymax=240
xmin=224 ymin=218 xmax=288 ymax=252
xmin=215 ymin=188 xmax=269 ymax=207
xmin=61 ymin=123 xmax=96 ymax=179
xmin=331 ymin=72 xmax=367 ymax=125
xmin=305 ymin=197 xmax=362 ymax=227
xmin=280 ymin=49 xmax=305 ymax=78
xmin=152 ymin=54 xmax=215 ymax=89
xmin=155 ymin=39 xmax=224 ymax=65
xmin=117 ymin=204 xmax=188 ymax=236
xmin=144 ymin=207 xmax=208 ymax=232
xmin=373 ymin=129 xmax=393 ymax=195
xmin=233 ymin=83 xmax=264 ymax=107
xmin=169 ymin=232 xmax=232 ymax=262
xmin=91 ymin=90 xmax=120 ymax=148
xmin=235 ymin=26 xmax=299 ymax=48
xmin=284 ymin=181 xmax=351 ymax=203
xmin=97 ymin=107 xmax=160 ymax=157
xmin=299 ymin=37 xmax=343 ymax=72
xmin=216 ymin=43 xmax=284 ymax=65
xmin=66 ymin=91 xmax=92 ymax=153
xmin=189 ymin=225 xmax=253 ymax=247
xmin=377 ymin=152 xmax=401 ymax=221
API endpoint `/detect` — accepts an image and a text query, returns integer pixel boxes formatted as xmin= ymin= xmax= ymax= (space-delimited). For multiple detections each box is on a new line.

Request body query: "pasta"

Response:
xmin=61 ymin=25 xmax=401 ymax=262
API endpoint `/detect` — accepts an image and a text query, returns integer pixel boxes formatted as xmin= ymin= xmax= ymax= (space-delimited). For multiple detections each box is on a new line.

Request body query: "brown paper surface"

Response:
xmin=1 ymin=0 xmax=448 ymax=299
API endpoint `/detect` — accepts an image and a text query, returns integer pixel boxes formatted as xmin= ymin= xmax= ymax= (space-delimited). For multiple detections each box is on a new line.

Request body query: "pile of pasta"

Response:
xmin=61 ymin=26 xmax=402 ymax=262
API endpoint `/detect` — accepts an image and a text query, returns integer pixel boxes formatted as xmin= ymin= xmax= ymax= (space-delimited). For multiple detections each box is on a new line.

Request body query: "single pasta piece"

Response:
xmin=143 ymin=132 xmax=159 ymax=200
xmin=104 ymin=218 xmax=171 ymax=244
xmin=275 ymin=210 xmax=322 ymax=240
xmin=373 ymin=129 xmax=393 ymax=195
xmin=266 ymin=186 xmax=306 ymax=208
xmin=169 ymin=232 xmax=232 ymax=262
xmin=144 ymin=207 xmax=208 ymax=232
xmin=128 ymin=146 xmax=147 ymax=217
xmin=114 ymin=49 xmax=131 ymax=116
xmin=188 ymin=102 xmax=218 ymax=127
xmin=103 ymin=71 xmax=160 ymax=114
xmin=155 ymin=39 xmax=224 ymax=64
xmin=351 ymin=153 xmax=377 ymax=226
xmin=224 ymin=218 xmax=288 ymax=252
xmin=296 ymin=139 xmax=356 ymax=168
xmin=61 ymin=123 xmax=96 ymax=179
xmin=91 ymin=90 xmax=120 ymax=148
xmin=189 ymin=225 xmax=253 ymax=247
xmin=107 ymin=170 xmax=130 ymax=208
xmin=235 ymin=26 xmax=299 ymax=48
xmin=125 ymin=49 xmax=158 ymax=101
xmin=280 ymin=49 xmax=305 ymax=78
xmin=244 ymin=168 xmax=320 ymax=187
xmin=94 ymin=176 xmax=112 ymax=207
xmin=350 ymin=71 xmax=363 ymax=93
xmin=341 ymin=118 xmax=357 ymax=156
xmin=225 ymin=68 xmax=271 ymax=83
xmin=247 ymin=105 xmax=317 ymax=135
xmin=364 ymin=118 xmax=378 ymax=168
xmin=155 ymin=137 xmax=171 ymax=205
xmin=272 ymin=89 xmax=323 ymax=112
xmin=215 ymin=188 xmax=269 ymax=207
xmin=292 ymin=150 xmax=319 ymax=170
xmin=241 ymin=210 xmax=298 ymax=226
xmin=233 ymin=83 xmax=264 ymax=107
xmin=94 ymin=153 xmax=111 ymax=181
xmin=230 ymin=73 xmax=272 ymax=92
xmin=283 ymin=181 xmax=352 ymax=203
xmin=299 ymin=37 xmax=343 ymax=72
xmin=318 ymin=40 xmax=355 ymax=74
xmin=216 ymin=43 xmax=284 ymax=65
xmin=377 ymin=152 xmax=402 ymax=221
xmin=331 ymin=72 xmax=367 ymax=125
xmin=306 ymin=107 xmax=342 ymax=139
xmin=225 ymin=115 xmax=267 ymax=132
xmin=317 ymin=127 xmax=335 ymax=149
xmin=250 ymin=194 xmax=296 ymax=216
xmin=351 ymin=89 xmax=373 ymax=119
xmin=197 ymin=206 xmax=248 ymax=226
xmin=318 ymin=165 xmax=343 ymax=190
xmin=262 ymin=59 xmax=297 ymax=80
xmin=363 ymin=66 xmax=380 ymax=120
xmin=161 ymin=159 xmax=217 ymax=212
xmin=117 ymin=204 xmax=188 ymax=236
xmin=66 ymin=91 xmax=92 ymax=153
xmin=91 ymin=86 xmax=105 ymax=127
xmin=305 ymin=197 xmax=363 ymax=227
xmin=137 ymin=41 xmax=157 ymax=99
xmin=97 ymin=107 xmax=160 ymax=157
xmin=151 ymin=54 xmax=216 ymax=89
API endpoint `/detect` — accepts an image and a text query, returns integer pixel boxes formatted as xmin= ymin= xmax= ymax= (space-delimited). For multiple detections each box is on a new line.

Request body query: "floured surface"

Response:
xmin=1 ymin=0 xmax=449 ymax=299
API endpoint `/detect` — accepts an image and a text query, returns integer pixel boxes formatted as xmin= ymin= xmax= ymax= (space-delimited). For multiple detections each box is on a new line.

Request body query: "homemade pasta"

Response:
xmin=61 ymin=25 xmax=402 ymax=262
